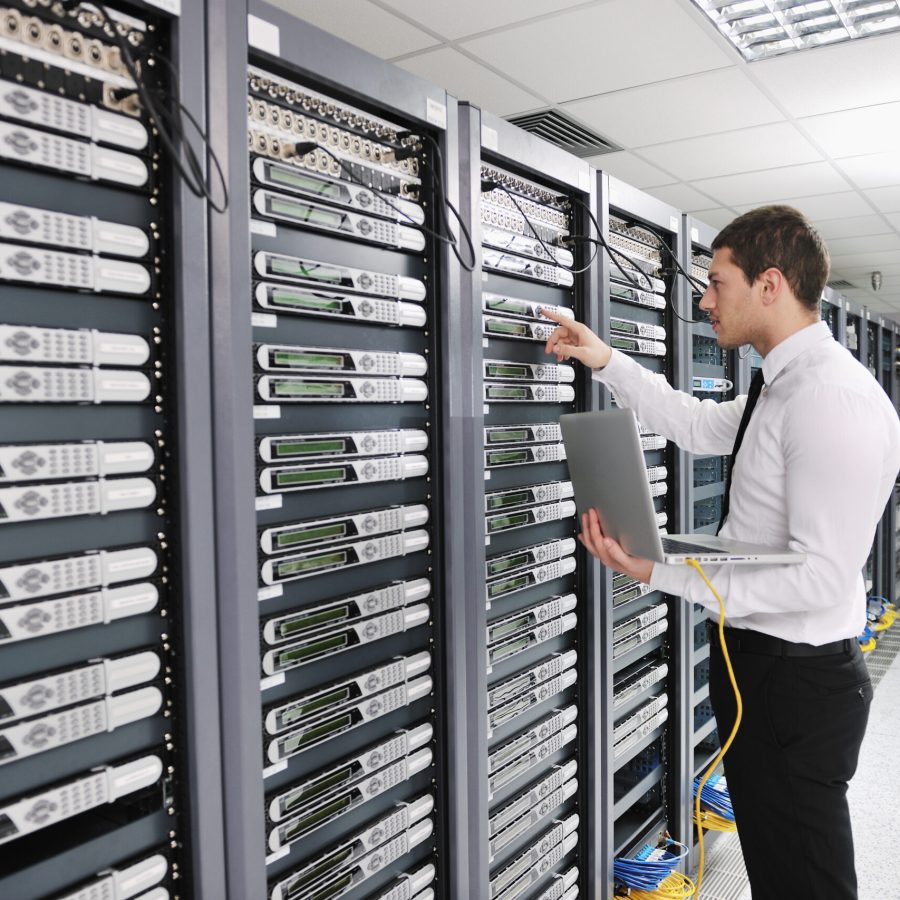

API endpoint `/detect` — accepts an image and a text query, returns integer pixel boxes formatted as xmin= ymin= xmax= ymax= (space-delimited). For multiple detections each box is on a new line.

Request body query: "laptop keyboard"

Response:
xmin=661 ymin=538 xmax=719 ymax=556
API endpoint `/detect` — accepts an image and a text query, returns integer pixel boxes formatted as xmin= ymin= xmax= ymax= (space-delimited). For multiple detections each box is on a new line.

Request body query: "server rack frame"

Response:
xmin=0 ymin=1 xmax=224 ymax=897
xmin=598 ymin=176 xmax=691 ymax=891
xmin=205 ymin=3 xmax=465 ymax=897
xmin=460 ymin=104 xmax=602 ymax=899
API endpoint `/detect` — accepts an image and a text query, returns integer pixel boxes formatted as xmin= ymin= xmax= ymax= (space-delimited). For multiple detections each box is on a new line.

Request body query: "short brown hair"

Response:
xmin=711 ymin=205 xmax=830 ymax=310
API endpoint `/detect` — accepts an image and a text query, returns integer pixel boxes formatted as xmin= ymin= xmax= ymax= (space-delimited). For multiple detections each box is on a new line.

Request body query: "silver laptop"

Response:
xmin=559 ymin=409 xmax=805 ymax=566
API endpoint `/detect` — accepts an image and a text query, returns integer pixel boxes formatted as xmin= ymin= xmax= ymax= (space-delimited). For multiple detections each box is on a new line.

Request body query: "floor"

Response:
xmin=697 ymin=626 xmax=900 ymax=900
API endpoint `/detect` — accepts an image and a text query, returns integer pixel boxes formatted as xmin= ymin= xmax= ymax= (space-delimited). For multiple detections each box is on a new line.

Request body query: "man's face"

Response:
xmin=699 ymin=247 xmax=758 ymax=349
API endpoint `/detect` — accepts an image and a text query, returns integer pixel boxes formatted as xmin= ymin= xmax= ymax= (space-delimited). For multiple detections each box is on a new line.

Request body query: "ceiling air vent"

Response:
xmin=506 ymin=109 xmax=621 ymax=158
xmin=828 ymin=279 xmax=856 ymax=290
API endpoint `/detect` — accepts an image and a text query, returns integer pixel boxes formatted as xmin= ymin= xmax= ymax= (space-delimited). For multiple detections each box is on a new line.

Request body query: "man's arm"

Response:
xmin=541 ymin=310 xmax=745 ymax=456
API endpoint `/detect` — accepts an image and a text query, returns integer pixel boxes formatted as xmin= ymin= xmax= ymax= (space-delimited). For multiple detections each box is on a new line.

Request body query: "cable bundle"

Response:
xmin=858 ymin=623 xmax=877 ymax=653
xmin=614 ymin=838 xmax=691 ymax=896
xmin=616 ymin=872 xmax=696 ymax=899
xmin=867 ymin=595 xmax=897 ymax=632
xmin=692 ymin=773 xmax=736 ymax=833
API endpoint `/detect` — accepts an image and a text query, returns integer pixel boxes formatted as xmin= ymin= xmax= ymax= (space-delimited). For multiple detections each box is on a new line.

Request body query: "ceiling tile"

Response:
xmin=829 ymin=249 xmax=900 ymax=269
xmin=460 ymin=0 xmax=732 ymax=103
xmin=864 ymin=186 xmax=900 ymax=213
xmin=396 ymin=48 xmax=543 ymax=115
xmin=825 ymin=234 xmax=900 ymax=257
xmin=885 ymin=212 xmax=900 ymax=230
xmin=586 ymin=151 xmax=675 ymax=189
xmin=561 ymin=69 xmax=781 ymax=148
xmin=834 ymin=153 xmax=900 ymax=191
xmin=265 ymin=0 xmax=438 ymax=57
xmin=378 ymin=0 xmax=587 ymax=42
xmin=694 ymin=163 xmax=850 ymax=208
xmin=799 ymin=103 xmax=900 ymax=158
xmin=814 ymin=215 xmax=892 ymax=240
xmin=749 ymin=33 xmax=900 ymax=118
xmin=647 ymin=183 xmax=717 ymax=211
xmin=831 ymin=262 xmax=900 ymax=276
xmin=733 ymin=190 xmax=872 ymax=220
xmin=686 ymin=208 xmax=739 ymax=231
xmin=638 ymin=123 xmax=821 ymax=181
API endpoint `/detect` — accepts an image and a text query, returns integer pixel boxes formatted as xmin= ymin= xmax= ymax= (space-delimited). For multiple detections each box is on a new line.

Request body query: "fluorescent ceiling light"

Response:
xmin=691 ymin=1 xmax=900 ymax=60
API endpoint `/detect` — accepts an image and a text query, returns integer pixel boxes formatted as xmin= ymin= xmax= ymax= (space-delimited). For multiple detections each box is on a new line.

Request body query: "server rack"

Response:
xmin=206 ymin=4 xmax=463 ymax=898
xmin=876 ymin=317 xmax=897 ymax=603
xmin=0 ymin=1 xmax=224 ymax=898
xmin=597 ymin=176 xmax=690 ymax=891
xmin=457 ymin=105 xmax=598 ymax=900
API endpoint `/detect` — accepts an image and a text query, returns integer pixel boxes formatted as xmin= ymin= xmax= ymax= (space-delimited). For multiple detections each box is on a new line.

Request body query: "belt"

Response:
xmin=706 ymin=620 xmax=853 ymax=657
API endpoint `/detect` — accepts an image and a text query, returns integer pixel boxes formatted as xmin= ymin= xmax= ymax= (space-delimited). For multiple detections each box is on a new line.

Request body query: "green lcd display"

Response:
xmin=275 ymin=633 xmax=349 ymax=669
xmin=281 ymin=794 xmax=352 ymax=843
xmin=269 ymin=197 xmax=345 ymax=228
xmin=489 ymin=575 xmax=529 ymax=598
xmin=279 ymin=713 xmax=353 ymax=756
xmin=283 ymin=847 xmax=354 ymax=897
xmin=493 ymin=637 xmax=531 ymax=661
xmin=270 ymin=288 xmax=344 ymax=312
xmin=487 ymin=298 xmax=529 ymax=315
xmin=280 ymin=765 xmax=355 ymax=815
xmin=487 ymin=450 xmax=529 ymax=467
xmin=267 ymin=166 xmax=344 ymax=201
xmin=487 ymin=490 xmax=531 ymax=510
xmin=487 ymin=429 xmax=530 ymax=444
xmin=270 ymin=257 xmax=343 ymax=283
xmin=301 ymin=872 xmax=353 ymax=900
xmin=277 ymin=550 xmax=348 ymax=578
xmin=275 ymin=522 xmax=347 ymax=549
xmin=611 ymin=284 xmax=637 ymax=300
xmin=278 ymin=605 xmax=349 ymax=638
xmin=273 ymin=438 xmax=347 ymax=457
xmin=491 ymin=615 xmax=531 ymax=641
xmin=279 ymin=686 xmax=352 ymax=727
xmin=487 ymin=320 xmax=528 ymax=337
xmin=487 ymin=553 xmax=530 ymax=577
xmin=486 ymin=364 xmax=529 ymax=378
xmin=611 ymin=319 xmax=637 ymax=335
xmin=488 ymin=513 xmax=529 ymax=533
xmin=273 ymin=380 xmax=346 ymax=398
xmin=487 ymin=387 xmax=529 ymax=400
xmin=611 ymin=338 xmax=635 ymax=351
xmin=272 ymin=350 xmax=346 ymax=369
xmin=275 ymin=468 xmax=347 ymax=487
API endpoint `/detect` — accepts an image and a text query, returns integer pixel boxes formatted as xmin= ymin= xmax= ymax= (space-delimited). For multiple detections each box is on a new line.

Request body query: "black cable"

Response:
xmin=73 ymin=2 xmax=229 ymax=212
xmin=628 ymin=219 xmax=711 ymax=297
xmin=413 ymin=131 xmax=477 ymax=272
xmin=564 ymin=194 xmax=658 ymax=293
xmin=480 ymin=180 xmax=598 ymax=275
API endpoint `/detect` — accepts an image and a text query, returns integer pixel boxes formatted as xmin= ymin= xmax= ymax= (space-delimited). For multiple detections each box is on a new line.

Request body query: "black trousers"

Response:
xmin=707 ymin=627 xmax=873 ymax=899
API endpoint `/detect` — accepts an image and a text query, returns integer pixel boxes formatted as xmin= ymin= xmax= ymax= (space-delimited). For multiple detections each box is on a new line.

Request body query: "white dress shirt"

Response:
xmin=593 ymin=320 xmax=900 ymax=644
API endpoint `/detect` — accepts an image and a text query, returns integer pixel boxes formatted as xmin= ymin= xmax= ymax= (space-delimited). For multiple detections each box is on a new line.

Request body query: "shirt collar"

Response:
xmin=761 ymin=320 xmax=831 ymax=386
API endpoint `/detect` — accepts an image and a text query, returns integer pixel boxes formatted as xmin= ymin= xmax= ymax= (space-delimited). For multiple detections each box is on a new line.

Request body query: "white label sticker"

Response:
xmin=144 ymin=0 xmax=181 ymax=14
xmin=484 ymin=470 xmax=491 ymax=480
xmin=482 ymin=338 xmax=489 ymax=348
xmin=258 ymin=585 xmax=284 ymax=602
xmin=578 ymin=170 xmax=590 ymax=193
xmin=669 ymin=215 xmax=679 ymax=233
xmin=250 ymin=219 xmax=277 ymax=237
xmin=483 ymin=404 xmax=490 ymax=415
xmin=256 ymin=495 xmax=283 ymax=511
xmin=691 ymin=227 xmax=699 ymax=242
xmin=248 ymin=15 xmax=280 ymax=56
xmin=866 ymin=309 xmax=871 ymax=319
xmin=482 ymin=272 xmax=488 ymax=282
xmin=252 ymin=313 xmax=278 ymax=328
xmin=482 ymin=126 xmax=499 ymax=152
xmin=426 ymin=97 xmax=447 ymax=130
xmin=254 ymin=405 xmax=281 ymax=419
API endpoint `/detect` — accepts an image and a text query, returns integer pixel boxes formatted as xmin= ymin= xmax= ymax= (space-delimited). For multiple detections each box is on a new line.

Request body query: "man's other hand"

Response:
xmin=579 ymin=508 xmax=653 ymax=584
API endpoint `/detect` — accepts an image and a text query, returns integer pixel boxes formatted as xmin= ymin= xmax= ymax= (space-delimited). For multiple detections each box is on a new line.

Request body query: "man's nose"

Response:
xmin=698 ymin=286 xmax=714 ymax=312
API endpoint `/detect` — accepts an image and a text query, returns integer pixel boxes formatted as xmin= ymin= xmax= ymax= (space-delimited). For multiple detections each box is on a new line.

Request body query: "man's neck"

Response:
xmin=754 ymin=315 xmax=819 ymax=358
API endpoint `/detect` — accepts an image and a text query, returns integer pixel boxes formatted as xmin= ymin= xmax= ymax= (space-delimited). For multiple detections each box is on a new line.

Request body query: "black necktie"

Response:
xmin=717 ymin=367 xmax=765 ymax=534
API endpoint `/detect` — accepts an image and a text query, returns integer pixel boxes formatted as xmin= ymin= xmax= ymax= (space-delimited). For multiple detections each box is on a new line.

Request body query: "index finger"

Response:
xmin=543 ymin=323 xmax=571 ymax=356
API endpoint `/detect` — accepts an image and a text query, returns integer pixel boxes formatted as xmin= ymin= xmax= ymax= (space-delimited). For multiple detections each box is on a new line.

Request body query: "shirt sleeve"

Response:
xmin=593 ymin=349 xmax=746 ymax=456
xmin=649 ymin=384 xmax=896 ymax=620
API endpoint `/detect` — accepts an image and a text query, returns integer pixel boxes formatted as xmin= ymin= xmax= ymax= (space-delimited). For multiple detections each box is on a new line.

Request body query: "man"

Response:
xmin=542 ymin=205 xmax=900 ymax=899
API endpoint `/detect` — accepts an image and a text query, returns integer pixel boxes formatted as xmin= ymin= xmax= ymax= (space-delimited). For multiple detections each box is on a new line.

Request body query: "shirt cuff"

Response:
xmin=648 ymin=561 xmax=694 ymax=598
xmin=590 ymin=348 xmax=634 ymax=386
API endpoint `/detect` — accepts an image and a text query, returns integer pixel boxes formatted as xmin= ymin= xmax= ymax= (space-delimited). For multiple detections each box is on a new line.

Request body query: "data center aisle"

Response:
xmin=698 ymin=636 xmax=900 ymax=900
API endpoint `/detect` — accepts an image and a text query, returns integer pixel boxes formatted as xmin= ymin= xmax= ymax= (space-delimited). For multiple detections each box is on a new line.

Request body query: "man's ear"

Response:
xmin=757 ymin=267 xmax=784 ymax=306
